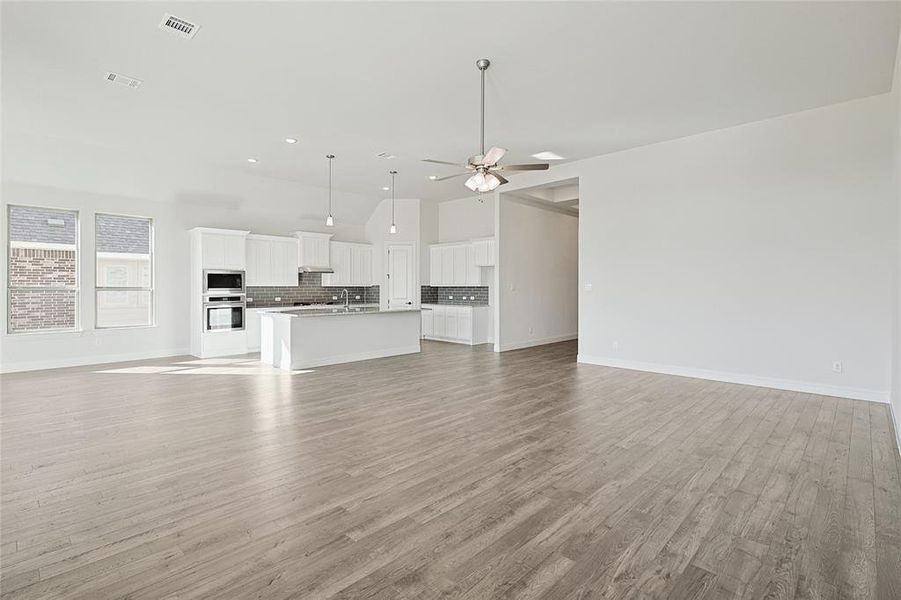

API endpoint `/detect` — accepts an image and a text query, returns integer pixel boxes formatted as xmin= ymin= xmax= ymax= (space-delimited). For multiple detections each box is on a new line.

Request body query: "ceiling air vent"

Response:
xmin=105 ymin=72 xmax=142 ymax=89
xmin=158 ymin=13 xmax=199 ymax=39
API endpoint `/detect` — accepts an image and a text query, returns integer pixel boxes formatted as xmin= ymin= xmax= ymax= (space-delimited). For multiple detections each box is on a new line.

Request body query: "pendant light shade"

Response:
xmin=388 ymin=170 xmax=398 ymax=235
xmin=325 ymin=154 xmax=335 ymax=227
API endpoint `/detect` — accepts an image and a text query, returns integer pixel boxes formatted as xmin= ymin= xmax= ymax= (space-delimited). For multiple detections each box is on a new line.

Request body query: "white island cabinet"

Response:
xmin=260 ymin=307 xmax=421 ymax=370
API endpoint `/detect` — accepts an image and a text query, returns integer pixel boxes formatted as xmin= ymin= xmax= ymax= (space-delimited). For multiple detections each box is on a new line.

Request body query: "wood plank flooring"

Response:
xmin=1 ymin=340 xmax=899 ymax=599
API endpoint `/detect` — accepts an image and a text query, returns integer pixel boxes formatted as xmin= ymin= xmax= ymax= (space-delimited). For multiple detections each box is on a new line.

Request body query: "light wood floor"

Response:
xmin=1 ymin=341 xmax=900 ymax=599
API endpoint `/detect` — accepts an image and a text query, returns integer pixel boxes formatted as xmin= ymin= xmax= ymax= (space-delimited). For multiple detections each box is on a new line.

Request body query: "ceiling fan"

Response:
xmin=423 ymin=58 xmax=549 ymax=193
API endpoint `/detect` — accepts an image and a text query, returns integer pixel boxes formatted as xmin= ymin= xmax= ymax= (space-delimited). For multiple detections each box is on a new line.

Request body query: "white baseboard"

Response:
xmin=577 ymin=354 xmax=890 ymax=404
xmin=889 ymin=401 xmax=901 ymax=457
xmin=0 ymin=348 xmax=191 ymax=374
xmin=293 ymin=344 xmax=421 ymax=369
xmin=497 ymin=334 xmax=578 ymax=353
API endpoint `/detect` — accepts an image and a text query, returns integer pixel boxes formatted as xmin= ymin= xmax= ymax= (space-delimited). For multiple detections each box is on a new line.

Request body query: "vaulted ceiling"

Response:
xmin=3 ymin=1 xmax=899 ymax=203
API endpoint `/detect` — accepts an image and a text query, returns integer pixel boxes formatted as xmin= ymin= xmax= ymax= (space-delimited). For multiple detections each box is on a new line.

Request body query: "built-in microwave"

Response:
xmin=203 ymin=295 xmax=245 ymax=332
xmin=203 ymin=269 xmax=245 ymax=295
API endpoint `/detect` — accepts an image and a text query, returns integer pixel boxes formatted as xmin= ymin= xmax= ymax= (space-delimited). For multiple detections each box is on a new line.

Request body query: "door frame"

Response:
xmin=385 ymin=242 xmax=418 ymax=308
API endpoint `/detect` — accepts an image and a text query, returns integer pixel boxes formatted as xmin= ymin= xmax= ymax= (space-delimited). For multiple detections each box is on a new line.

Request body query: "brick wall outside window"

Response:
xmin=8 ymin=247 xmax=77 ymax=332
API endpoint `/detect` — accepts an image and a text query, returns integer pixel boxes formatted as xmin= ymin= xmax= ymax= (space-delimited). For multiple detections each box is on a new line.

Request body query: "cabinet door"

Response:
xmin=360 ymin=247 xmax=372 ymax=286
xmin=201 ymin=233 xmax=226 ymax=269
xmin=421 ymin=309 xmax=433 ymax=337
xmin=225 ymin=235 xmax=246 ymax=270
xmin=315 ymin=238 xmax=330 ymax=268
xmin=472 ymin=239 xmax=495 ymax=266
xmin=433 ymin=307 xmax=446 ymax=337
xmin=351 ymin=246 xmax=365 ymax=286
xmin=245 ymin=237 xmax=269 ymax=286
xmin=245 ymin=309 xmax=261 ymax=351
xmin=429 ymin=247 xmax=441 ymax=286
xmin=458 ymin=307 xmax=472 ymax=343
xmin=280 ymin=239 xmax=299 ymax=285
xmin=445 ymin=307 xmax=458 ymax=339
xmin=452 ymin=246 xmax=467 ymax=285
xmin=465 ymin=245 xmax=481 ymax=286
xmin=441 ymin=247 xmax=454 ymax=286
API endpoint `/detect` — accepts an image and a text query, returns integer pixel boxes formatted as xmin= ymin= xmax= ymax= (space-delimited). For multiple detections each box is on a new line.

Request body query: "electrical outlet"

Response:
xmin=355 ymin=295 xmax=360 ymax=300
xmin=332 ymin=296 xmax=337 ymax=300
xmin=832 ymin=360 xmax=842 ymax=374
xmin=275 ymin=297 xmax=281 ymax=302
xmin=612 ymin=341 xmax=620 ymax=352
xmin=528 ymin=326 xmax=534 ymax=335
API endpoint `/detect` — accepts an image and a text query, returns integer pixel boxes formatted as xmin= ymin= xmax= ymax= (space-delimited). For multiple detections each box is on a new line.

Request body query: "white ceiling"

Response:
xmin=3 ymin=1 xmax=899 ymax=203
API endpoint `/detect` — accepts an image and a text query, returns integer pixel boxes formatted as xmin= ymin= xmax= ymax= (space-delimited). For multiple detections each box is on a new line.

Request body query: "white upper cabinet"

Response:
xmin=321 ymin=241 xmax=373 ymax=287
xmin=428 ymin=239 xmax=493 ymax=286
xmin=198 ymin=229 xmax=249 ymax=270
xmin=472 ymin=238 xmax=496 ymax=267
xmin=429 ymin=246 xmax=442 ymax=286
xmin=246 ymin=234 xmax=299 ymax=287
xmin=295 ymin=231 xmax=333 ymax=268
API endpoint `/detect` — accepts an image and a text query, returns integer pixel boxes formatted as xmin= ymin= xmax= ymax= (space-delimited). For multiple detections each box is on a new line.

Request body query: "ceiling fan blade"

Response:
xmin=422 ymin=158 xmax=468 ymax=167
xmin=492 ymin=172 xmax=509 ymax=185
xmin=482 ymin=146 xmax=507 ymax=166
xmin=497 ymin=163 xmax=549 ymax=171
xmin=434 ymin=172 xmax=471 ymax=182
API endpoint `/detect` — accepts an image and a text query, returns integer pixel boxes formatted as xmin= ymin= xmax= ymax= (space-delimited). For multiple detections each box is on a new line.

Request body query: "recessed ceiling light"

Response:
xmin=376 ymin=152 xmax=396 ymax=160
xmin=428 ymin=175 xmax=438 ymax=181
xmin=285 ymin=137 xmax=298 ymax=144
xmin=532 ymin=151 xmax=564 ymax=160
xmin=247 ymin=158 xmax=258 ymax=163
xmin=381 ymin=186 xmax=390 ymax=191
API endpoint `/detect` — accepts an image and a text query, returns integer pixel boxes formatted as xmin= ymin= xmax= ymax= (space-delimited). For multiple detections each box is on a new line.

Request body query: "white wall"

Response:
xmin=364 ymin=198 xmax=422 ymax=308
xmin=496 ymin=197 xmax=579 ymax=351
xmin=438 ymin=195 xmax=495 ymax=242
xmin=0 ymin=133 xmax=373 ymax=372
xmin=496 ymin=94 xmax=895 ymax=402
xmin=892 ymin=35 xmax=901 ymax=446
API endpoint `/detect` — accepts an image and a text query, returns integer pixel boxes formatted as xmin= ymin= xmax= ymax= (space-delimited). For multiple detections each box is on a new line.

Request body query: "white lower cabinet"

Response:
xmin=421 ymin=304 xmax=490 ymax=345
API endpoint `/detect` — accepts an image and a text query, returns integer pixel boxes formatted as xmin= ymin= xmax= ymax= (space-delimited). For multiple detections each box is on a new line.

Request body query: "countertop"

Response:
xmin=261 ymin=306 xmax=421 ymax=318
xmin=248 ymin=303 xmax=378 ymax=311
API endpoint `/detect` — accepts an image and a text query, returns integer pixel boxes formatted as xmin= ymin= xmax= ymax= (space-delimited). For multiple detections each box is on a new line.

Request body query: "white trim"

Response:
xmin=497 ymin=334 xmax=578 ymax=352
xmin=577 ymin=354 xmax=890 ymax=404
xmin=0 ymin=347 xmax=189 ymax=374
xmin=291 ymin=344 xmax=421 ymax=370
xmin=187 ymin=227 xmax=249 ymax=236
xmin=889 ymin=401 xmax=901 ymax=457
xmin=9 ymin=241 xmax=76 ymax=251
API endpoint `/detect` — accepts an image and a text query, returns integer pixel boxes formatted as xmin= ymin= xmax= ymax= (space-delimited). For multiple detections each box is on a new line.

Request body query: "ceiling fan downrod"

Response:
xmin=477 ymin=58 xmax=490 ymax=158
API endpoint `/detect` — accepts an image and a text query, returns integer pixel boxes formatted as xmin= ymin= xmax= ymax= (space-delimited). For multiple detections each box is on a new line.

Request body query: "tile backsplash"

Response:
xmin=248 ymin=272 xmax=379 ymax=307
xmin=421 ymin=286 xmax=489 ymax=306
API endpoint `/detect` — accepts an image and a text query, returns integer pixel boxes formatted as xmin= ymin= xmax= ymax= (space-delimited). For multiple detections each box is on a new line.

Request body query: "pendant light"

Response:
xmin=389 ymin=170 xmax=398 ymax=234
xmin=325 ymin=154 xmax=335 ymax=227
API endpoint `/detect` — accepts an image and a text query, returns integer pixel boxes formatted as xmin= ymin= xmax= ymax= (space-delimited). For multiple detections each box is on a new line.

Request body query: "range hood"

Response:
xmin=300 ymin=266 xmax=334 ymax=274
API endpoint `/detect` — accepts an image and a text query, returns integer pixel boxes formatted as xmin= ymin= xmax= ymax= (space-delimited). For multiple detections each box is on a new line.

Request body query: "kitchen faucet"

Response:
xmin=340 ymin=289 xmax=349 ymax=309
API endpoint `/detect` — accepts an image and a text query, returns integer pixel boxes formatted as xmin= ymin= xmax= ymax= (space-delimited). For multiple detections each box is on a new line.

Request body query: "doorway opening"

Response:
xmin=494 ymin=178 xmax=579 ymax=355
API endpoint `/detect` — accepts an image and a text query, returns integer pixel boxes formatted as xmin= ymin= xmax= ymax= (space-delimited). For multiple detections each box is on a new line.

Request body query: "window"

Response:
xmin=95 ymin=214 xmax=153 ymax=328
xmin=7 ymin=205 xmax=79 ymax=333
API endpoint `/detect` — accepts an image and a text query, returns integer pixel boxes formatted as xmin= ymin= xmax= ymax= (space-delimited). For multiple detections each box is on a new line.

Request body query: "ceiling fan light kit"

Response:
xmin=422 ymin=58 xmax=549 ymax=194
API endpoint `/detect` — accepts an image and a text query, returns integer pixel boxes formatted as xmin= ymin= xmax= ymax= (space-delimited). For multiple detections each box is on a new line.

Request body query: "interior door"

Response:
xmin=387 ymin=244 xmax=415 ymax=307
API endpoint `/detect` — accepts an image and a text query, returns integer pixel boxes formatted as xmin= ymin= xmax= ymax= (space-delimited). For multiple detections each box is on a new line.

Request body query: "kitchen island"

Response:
xmin=260 ymin=306 xmax=421 ymax=370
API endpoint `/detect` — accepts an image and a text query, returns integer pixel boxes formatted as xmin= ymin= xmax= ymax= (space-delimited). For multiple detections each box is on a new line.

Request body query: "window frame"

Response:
xmin=6 ymin=204 xmax=81 ymax=335
xmin=94 ymin=212 xmax=156 ymax=330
